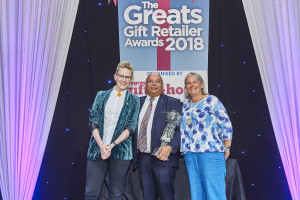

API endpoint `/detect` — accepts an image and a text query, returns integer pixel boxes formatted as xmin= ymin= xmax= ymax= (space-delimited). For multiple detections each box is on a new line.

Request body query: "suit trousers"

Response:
xmin=85 ymin=157 xmax=131 ymax=200
xmin=138 ymin=153 xmax=177 ymax=200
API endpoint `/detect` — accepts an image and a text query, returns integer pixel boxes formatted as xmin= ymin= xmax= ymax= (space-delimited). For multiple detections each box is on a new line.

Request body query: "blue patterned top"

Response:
xmin=180 ymin=95 xmax=233 ymax=154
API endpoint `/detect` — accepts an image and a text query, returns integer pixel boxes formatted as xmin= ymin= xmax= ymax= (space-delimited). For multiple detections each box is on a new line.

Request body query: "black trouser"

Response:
xmin=85 ymin=157 xmax=131 ymax=200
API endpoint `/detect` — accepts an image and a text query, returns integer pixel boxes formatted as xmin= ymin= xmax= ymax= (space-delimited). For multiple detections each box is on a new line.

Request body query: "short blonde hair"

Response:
xmin=116 ymin=61 xmax=134 ymax=77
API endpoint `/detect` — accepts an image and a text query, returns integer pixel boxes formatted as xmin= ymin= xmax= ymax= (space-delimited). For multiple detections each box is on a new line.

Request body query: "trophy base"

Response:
xmin=151 ymin=148 xmax=160 ymax=157
xmin=152 ymin=147 xmax=169 ymax=161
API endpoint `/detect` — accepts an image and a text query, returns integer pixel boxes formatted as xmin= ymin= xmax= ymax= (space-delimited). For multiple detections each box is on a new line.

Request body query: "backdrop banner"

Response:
xmin=118 ymin=0 xmax=209 ymax=101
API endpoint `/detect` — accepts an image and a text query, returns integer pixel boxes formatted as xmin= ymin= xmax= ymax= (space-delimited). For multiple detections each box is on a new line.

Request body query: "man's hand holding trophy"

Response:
xmin=152 ymin=110 xmax=181 ymax=161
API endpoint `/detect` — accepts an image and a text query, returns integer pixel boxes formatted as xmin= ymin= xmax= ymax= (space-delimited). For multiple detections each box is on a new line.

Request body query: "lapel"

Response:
xmin=139 ymin=96 xmax=146 ymax=112
xmin=136 ymin=96 xmax=146 ymax=140
xmin=119 ymin=90 xmax=131 ymax=119
xmin=153 ymin=94 xmax=165 ymax=121
xmin=99 ymin=88 xmax=113 ymax=122
xmin=94 ymin=89 xmax=112 ymax=134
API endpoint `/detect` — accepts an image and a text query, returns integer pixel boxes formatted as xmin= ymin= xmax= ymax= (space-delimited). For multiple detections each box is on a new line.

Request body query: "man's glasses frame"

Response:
xmin=146 ymin=80 xmax=162 ymax=85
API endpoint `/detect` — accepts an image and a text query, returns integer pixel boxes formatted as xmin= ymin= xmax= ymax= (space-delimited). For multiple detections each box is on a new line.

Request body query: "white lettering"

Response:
xmin=124 ymin=5 xmax=142 ymax=25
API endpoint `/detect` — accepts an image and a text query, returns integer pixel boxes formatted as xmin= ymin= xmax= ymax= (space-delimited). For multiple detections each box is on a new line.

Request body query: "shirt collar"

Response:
xmin=112 ymin=87 xmax=127 ymax=96
xmin=146 ymin=95 xmax=160 ymax=102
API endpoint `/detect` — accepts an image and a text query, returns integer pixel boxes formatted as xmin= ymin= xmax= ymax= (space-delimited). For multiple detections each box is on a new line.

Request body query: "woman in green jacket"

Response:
xmin=85 ymin=61 xmax=140 ymax=200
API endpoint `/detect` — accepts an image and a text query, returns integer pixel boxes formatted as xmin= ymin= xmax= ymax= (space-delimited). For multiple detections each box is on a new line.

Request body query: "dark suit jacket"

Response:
xmin=132 ymin=94 xmax=182 ymax=170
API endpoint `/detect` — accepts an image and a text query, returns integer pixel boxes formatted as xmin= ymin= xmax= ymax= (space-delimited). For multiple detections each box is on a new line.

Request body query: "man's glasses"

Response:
xmin=116 ymin=73 xmax=132 ymax=81
xmin=147 ymin=80 xmax=162 ymax=85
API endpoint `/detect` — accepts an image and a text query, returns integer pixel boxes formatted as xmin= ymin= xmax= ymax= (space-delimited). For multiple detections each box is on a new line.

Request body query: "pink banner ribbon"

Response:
xmin=108 ymin=0 xmax=117 ymax=6
xmin=108 ymin=0 xmax=194 ymax=6
xmin=156 ymin=0 xmax=171 ymax=71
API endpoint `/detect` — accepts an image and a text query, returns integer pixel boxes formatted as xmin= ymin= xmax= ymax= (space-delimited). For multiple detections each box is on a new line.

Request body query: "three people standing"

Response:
xmin=85 ymin=67 xmax=233 ymax=200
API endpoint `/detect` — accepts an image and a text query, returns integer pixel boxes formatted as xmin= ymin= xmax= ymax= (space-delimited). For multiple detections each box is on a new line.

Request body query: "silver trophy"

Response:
xmin=152 ymin=110 xmax=181 ymax=157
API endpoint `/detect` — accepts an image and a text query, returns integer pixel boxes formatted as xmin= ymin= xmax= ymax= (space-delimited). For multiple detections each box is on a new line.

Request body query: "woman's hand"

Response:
xmin=224 ymin=149 xmax=230 ymax=160
xmin=108 ymin=143 xmax=115 ymax=151
xmin=100 ymin=144 xmax=111 ymax=160
xmin=223 ymin=140 xmax=232 ymax=160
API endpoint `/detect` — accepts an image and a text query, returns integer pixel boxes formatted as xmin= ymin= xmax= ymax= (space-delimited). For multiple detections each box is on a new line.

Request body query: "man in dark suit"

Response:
xmin=132 ymin=73 xmax=182 ymax=200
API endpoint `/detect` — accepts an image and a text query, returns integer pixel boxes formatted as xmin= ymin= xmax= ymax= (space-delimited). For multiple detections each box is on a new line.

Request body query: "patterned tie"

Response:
xmin=138 ymin=98 xmax=154 ymax=152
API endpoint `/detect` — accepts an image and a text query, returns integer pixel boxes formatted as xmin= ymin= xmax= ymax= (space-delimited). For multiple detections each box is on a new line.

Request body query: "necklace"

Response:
xmin=117 ymin=93 xmax=121 ymax=97
xmin=190 ymin=95 xmax=204 ymax=103
xmin=187 ymin=95 xmax=204 ymax=125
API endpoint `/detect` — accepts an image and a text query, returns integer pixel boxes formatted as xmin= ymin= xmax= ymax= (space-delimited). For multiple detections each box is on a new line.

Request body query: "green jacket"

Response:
xmin=87 ymin=88 xmax=140 ymax=160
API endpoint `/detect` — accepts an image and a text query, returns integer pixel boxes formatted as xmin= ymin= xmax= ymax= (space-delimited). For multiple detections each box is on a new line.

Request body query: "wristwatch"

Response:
xmin=224 ymin=146 xmax=231 ymax=150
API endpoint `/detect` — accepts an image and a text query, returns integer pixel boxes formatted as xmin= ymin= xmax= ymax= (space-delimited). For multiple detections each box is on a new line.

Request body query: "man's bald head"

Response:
xmin=146 ymin=73 xmax=164 ymax=97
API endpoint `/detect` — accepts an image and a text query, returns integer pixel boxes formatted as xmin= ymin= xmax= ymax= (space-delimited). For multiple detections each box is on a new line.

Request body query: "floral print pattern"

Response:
xmin=180 ymin=95 xmax=233 ymax=154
